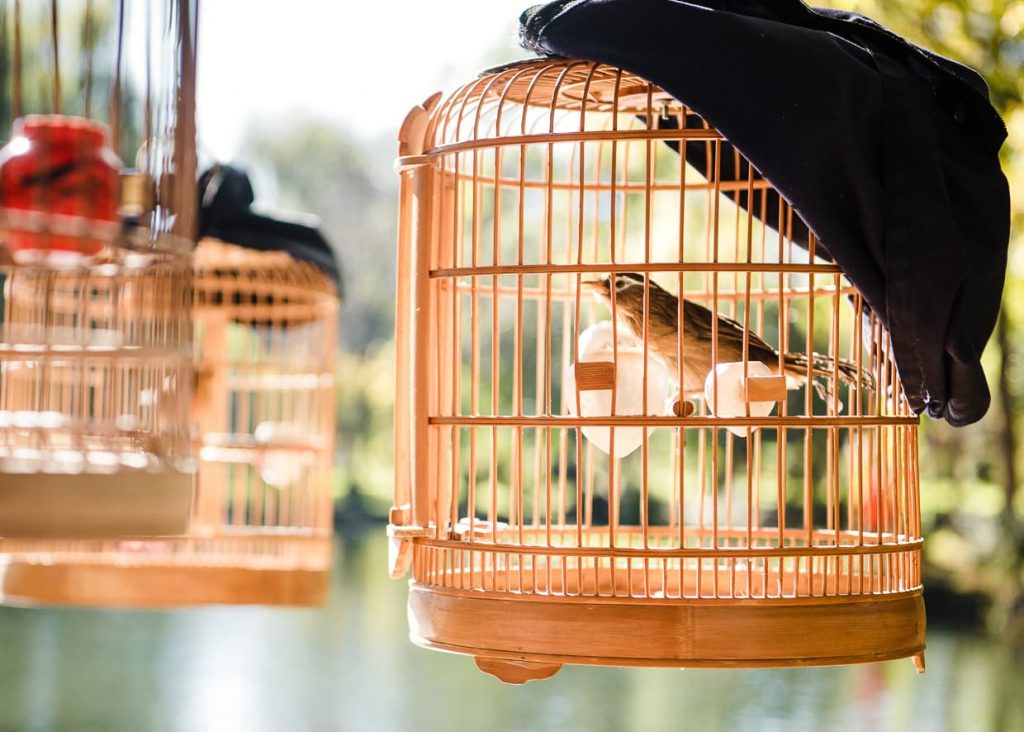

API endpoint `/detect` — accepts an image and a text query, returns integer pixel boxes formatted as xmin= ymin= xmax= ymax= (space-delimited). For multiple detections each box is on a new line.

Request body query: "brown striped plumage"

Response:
xmin=585 ymin=273 xmax=873 ymax=397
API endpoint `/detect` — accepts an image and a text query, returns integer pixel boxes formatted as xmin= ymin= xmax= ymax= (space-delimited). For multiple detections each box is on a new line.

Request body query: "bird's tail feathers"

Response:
xmin=780 ymin=352 xmax=876 ymax=403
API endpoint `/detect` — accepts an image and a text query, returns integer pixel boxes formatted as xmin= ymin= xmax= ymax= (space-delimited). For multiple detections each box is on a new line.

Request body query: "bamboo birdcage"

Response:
xmin=389 ymin=59 xmax=925 ymax=683
xmin=0 ymin=238 xmax=338 ymax=606
xmin=0 ymin=0 xmax=197 ymax=538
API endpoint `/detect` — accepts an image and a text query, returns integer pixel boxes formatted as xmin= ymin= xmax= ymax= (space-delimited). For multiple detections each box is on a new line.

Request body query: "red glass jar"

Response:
xmin=0 ymin=115 xmax=122 ymax=265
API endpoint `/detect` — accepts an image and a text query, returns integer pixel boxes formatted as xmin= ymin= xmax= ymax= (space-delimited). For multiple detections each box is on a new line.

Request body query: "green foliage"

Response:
xmin=240 ymin=119 xmax=398 ymax=355
xmin=838 ymin=0 xmax=1023 ymax=111
xmin=0 ymin=1 xmax=146 ymax=164
xmin=334 ymin=341 xmax=396 ymax=505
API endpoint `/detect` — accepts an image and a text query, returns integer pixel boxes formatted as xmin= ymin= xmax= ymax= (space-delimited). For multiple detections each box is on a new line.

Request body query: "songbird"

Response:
xmin=585 ymin=272 xmax=873 ymax=398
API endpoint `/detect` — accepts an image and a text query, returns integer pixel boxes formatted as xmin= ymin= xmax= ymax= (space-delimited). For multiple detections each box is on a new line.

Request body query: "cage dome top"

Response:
xmin=476 ymin=59 xmax=679 ymax=113
xmin=422 ymin=58 xmax=717 ymax=153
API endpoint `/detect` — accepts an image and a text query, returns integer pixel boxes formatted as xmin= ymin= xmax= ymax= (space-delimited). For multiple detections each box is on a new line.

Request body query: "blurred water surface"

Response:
xmin=0 ymin=533 xmax=1021 ymax=732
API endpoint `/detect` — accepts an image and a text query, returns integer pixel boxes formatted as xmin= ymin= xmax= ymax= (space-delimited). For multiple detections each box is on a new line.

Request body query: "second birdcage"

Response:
xmin=0 ymin=0 xmax=198 ymax=539
xmin=0 ymin=238 xmax=338 ymax=606
xmin=389 ymin=59 xmax=924 ymax=683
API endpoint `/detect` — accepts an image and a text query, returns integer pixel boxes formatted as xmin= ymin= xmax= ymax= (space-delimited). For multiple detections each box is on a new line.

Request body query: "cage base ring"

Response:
xmin=408 ymin=583 xmax=925 ymax=679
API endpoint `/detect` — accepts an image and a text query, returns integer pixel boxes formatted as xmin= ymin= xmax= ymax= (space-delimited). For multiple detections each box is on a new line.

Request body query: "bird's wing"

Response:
xmin=683 ymin=298 xmax=778 ymax=356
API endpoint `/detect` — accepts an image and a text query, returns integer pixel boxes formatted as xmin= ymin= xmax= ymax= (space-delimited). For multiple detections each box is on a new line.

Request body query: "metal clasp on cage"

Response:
xmin=387 ymin=504 xmax=432 ymax=535
xmin=387 ymin=504 xmax=432 ymax=578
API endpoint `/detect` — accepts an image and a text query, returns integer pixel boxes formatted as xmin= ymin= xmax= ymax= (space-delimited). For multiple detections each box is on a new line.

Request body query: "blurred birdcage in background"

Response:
xmin=0 ymin=0 xmax=198 ymax=538
xmin=389 ymin=59 xmax=924 ymax=683
xmin=0 ymin=237 xmax=338 ymax=606
xmin=189 ymin=238 xmax=338 ymax=605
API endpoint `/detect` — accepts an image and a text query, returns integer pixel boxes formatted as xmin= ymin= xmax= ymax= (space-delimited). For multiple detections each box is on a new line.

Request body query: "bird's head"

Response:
xmin=583 ymin=272 xmax=655 ymax=311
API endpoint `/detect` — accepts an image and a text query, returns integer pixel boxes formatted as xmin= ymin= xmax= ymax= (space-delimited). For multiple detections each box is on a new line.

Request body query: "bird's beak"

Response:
xmin=582 ymin=279 xmax=604 ymax=291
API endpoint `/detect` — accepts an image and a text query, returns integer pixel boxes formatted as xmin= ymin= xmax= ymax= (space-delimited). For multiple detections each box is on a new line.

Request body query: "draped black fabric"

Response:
xmin=520 ymin=0 xmax=1010 ymax=426
xmin=197 ymin=164 xmax=341 ymax=291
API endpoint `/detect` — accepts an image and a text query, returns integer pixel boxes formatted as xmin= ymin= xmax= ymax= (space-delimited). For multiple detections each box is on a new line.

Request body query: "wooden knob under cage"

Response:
xmin=473 ymin=658 xmax=563 ymax=684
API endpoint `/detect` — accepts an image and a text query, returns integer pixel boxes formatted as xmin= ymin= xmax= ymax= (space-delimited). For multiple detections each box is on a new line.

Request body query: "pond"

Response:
xmin=0 ymin=532 xmax=1021 ymax=732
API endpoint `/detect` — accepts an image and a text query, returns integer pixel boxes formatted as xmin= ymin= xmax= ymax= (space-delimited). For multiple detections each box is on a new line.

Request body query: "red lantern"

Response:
xmin=0 ymin=115 xmax=122 ymax=264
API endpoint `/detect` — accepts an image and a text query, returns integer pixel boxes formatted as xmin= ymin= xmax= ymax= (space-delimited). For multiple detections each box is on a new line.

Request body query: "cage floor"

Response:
xmin=407 ymin=556 xmax=926 ymax=682
xmin=0 ymin=535 xmax=331 ymax=608
xmin=0 ymin=469 xmax=193 ymax=538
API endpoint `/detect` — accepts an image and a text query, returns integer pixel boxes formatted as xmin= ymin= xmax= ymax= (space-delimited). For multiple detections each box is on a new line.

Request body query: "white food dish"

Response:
xmin=703 ymin=360 xmax=777 ymax=437
xmin=564 ymin=322 xmax=673 ymax=458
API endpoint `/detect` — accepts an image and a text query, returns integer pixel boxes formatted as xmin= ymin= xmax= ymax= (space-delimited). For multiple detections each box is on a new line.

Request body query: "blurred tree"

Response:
xmin=240 ymin=118 xmax=398 ymax=354
xmin=0 ymin=0 xmax=142 ymax=161
xmin=240 ymin=120 xmax=401 ymax=501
